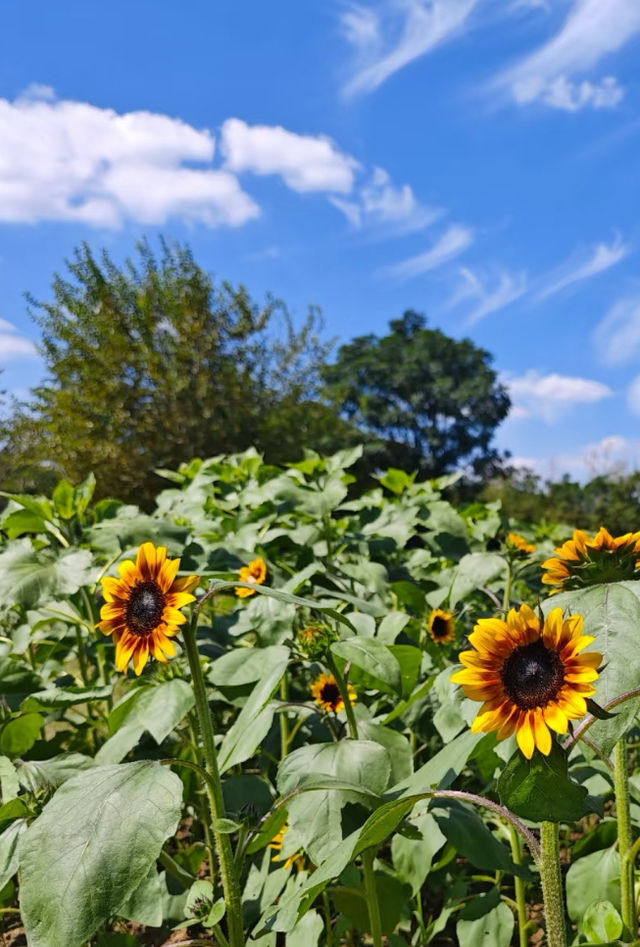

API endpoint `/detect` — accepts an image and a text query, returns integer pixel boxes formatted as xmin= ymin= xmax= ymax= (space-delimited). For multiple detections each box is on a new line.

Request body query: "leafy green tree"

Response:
xmin=0 ymin=240 xmax=345 ymax=504
xmin=322 ymin=311 xmax=510 ymax=479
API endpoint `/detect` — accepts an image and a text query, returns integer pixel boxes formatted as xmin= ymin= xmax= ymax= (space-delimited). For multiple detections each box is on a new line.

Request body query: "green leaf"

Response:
xmin=449 ymin=552 xmax=506 ymax=607
xmin=0 ymin=756 xmax=19 ymax=801
xmin=456 ymin=897 xmax=514 ymax=947
xmin=209 ymin=645 xmax=289 ymax=687
xmin=566 ymin=847 xmax=621 ymax=923
xmin=432 ymin=801 xmax=530 ymax=877
xmin=356 ymin=720 xmax=413 ymax=785
xmin=393 ymin=729 xmax=481 ymax=794
xmin=387 ymin=644 xmax=422 ymax=698
xmin=0 ymin=540 xmax=94 ymax=608
xmin=218 ymin=665 xmax=286 ymax=773
xmin=117 ymin=865 xmax=163 ymax=927
xmin=582 ymin=900 xmax=623 ymax=943
xmin=285 ymin=909 xmax=324 ymax=947
xmin=21 ymin=685 xmax=113 ymax=712
xmin=0 ymin=658 xmax=44 ymax=711
xmin=16 ymin=753 xmax=95 ymax=793
xmin=331 ymin=638 xmax=402 ymax=696
xmin=391 ymin=810 xmax=446 ymax=895
xmin=97 ymin=680 xmax=195 ymax=764
xmin=73 ymin=472 xmax=96 ymax=515
xmin=0 ymin=818 xmax=27 ymax=891
xmin=1 ymin=509 xmax=48 ymax=539
xmin=52 ymin=480 xmax=76 ymax=519
xmin=498 ymin=742 xmax=603 ymax=824
xmin=331 ymin=872 xmax=411 ymax=936
xmin=18 ymin=761 xmax=183 ymax=947
xmin=543 ymin=583 xmax=640 ymax=754
xmin=0 ymin=714 xmax=43 ymax=758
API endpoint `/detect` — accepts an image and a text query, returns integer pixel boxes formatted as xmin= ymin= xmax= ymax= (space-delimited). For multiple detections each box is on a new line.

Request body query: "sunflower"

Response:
xmin=451 ymin=604 xmax=602 ymax=759
xmin=296 ymin=623 xmax=339 ymax=659
xmin=98 ymin=542 xmax=199 ymax=676
xmin=310 ymin=672 xmax=356 ymax=713
xmin=506 ymin=532 xmax=536 ymax=555
xmin=542 ymin=526 xmax=640 ymax=592
xmin=427 ymin=608 xmax=455 ymax=645
xmin=269 ymin=824 xmax=305 ymax=872
xmin=236 ymin=556 xmax=267 ymax=598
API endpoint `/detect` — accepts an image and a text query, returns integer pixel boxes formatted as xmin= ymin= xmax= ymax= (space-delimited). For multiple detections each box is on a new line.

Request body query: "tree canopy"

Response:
xmin=322 ymin=311 xmax=511 ymax=479
xmin=0 ymin=240 xmax=351 ymax=504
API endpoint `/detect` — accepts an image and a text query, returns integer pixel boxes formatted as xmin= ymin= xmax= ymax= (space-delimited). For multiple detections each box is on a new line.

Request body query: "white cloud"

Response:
xmin=451 ymin=266 xmax=527 ymax=325
xmin=0 ymin=321 xmax=38 ymax=361
xmin=537 ymin=235 xmax=630 ymax=300
xmin=0 ymin=87 xmax=259 ymax=228
xmin=593 ymin=293 xmax=640 ymax=365
xmin=341 ymin=0 xmax=482 ymax=97
xmin=495 ymin=0 xmax=640 ymax=110
xmin=220 ymin=118 xmax=359 ymax=194
xmin=381 ymin=224 xmax=473 ymax=279
xmin=505 ymin=370 xmax=612 ymax=422
xmin=330 ymin=167 xmax=441 ymax=234
xmin=512 ymin=435 xmax=639 ymax=480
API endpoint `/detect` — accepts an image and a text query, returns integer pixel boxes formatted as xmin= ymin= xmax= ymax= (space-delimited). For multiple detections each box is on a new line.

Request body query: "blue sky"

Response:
xmin=1 ymin=0 xmax=640 ymax=480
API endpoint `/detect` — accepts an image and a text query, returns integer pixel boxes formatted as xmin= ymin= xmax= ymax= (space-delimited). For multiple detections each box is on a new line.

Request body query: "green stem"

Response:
xmin=75 ymin=627 xmax=90 ymax=686
xmin=326 ymin=651 xmax=358 ymax=740
xmin=615 ymin=737 xmax=636 ymax=938
xmin=279 ymin=677 xmax=289 ymax=760
xmin=539 ymin=822 xmax=567 ymax=947
xmin=362 ymin=848 xmax=383 ymax=947
xmin=322 ymin=889 xmax=334 ymax=947
xmin=182 ymin=616 xmax=244 ymax=947
xmin=502 ymin=560 xmax=512 ymax=614
xmin=508 ymin=824 xmax=529 ymax=947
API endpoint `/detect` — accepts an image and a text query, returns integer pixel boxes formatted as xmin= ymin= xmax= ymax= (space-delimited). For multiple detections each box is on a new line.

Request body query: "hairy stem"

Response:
xmin=508 ymin=823 xmax=529 ymax=947
xmin=362 ymin=848 xmax=383 ymax=947
xmin=539 ymin=821 xmax=567 ymax=947
xmin=326 ymin=651 xmax=359 ymax=740
xmin=615 ymin=737 xmax=636 ymax=938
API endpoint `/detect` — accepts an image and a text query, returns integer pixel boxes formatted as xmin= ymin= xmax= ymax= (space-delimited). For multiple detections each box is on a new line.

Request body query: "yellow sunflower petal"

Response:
xmin=532 ymin=709 xmax=552 ymax=755
xmin=543 ymin=703 xmax=568 ymax=734
xmin=158 ymin=557 xmax=180 ymax=591
xmin=132 ymin=640 xmax=150 ymax=676
xmin=516 ymin=712 xmax=536 ymax=759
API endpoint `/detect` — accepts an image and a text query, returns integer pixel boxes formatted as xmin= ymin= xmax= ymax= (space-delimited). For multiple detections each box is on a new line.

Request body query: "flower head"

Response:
xmin=507 ymin=532 xmax=536 ymax=555
xmin=427 ymin=608 xmax=455 ymax=645
xmin=269 ymin=823 xmax=305 ymax=872
xmin=98 ymin=542 xmax=199 ymax=676
xmin=451 ymin=604 xmax=602 ymax=759
xmin=542 ymin=527 xmax=640 ymax=592
xmin=236 ymin=556 xmax=267 ymax=598
xmin=310 ymin=672 xmax=356 ymax=713
xmin=296 ymin=623 xmax=339 ymax=659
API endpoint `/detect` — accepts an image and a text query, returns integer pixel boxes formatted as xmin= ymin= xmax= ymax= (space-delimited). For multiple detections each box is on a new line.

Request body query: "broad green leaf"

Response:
xmin=331 ymin=872 xmax=410 ymax=936
xmin=449 ymin=552 xmax=506 ymax=607
xmin=18 ymin=761 xmax=183 ymax=947
xmin=209 ymin=645 xmax=289 ymax=686
xmin=331 ymin=638 xmax=402 ymax=696
xmin=498 ymin=743 xmax=603 ymax=823
xmin=582 ymin=900 xmax=623 ymax=944
xmin=433 ymin=801 xmax=531 ymax=878
xmin=22 ymin=684 xmax=113 ymax=712
xmin=0 ymin=756 xmax=19 ymax=801
xmin=387 ymin=644 xmax=422 ymax=698
xmin=566 ymin=846 xmax=621 ymax=923
xmin=73 ymin=472 xmax=96 ymax=515
xmin=52 ymin=479 xmax=76 ymax=519
xmin=117 ymin=865 xmax=163 ymax=927
xmin=0 ymin=540 xmax=94 ymax=608
xmin=543 ymin=583 xmax=640 ymax=754
xmin=0 ymin=658 xmax=44 ymax=711
xmin=0 ymin=818 xmax=27 ymax=890
xmin=356 ymin=720 xmax=413 ymax=785
xmin=16 ymin=753 xmax=95 ymax=793
xmin=0 ymin=714 xmax=43 ymax=758
xmin=393 ymin=729 xmax=481 ymax=794
xmin=97 ymin=680 xmax=195 ymax=764
xmin=457 ymin=897 xmax=514 ymax=947
xmin=285 ymin=908 xmax=324 ymax=947
xmin=218 ymin=665 xmax=286 ymax=772
xmin=1 ymin=509 xmax=48 ymax=539
xmin=391 ymin=810 xmax=446 ymax=895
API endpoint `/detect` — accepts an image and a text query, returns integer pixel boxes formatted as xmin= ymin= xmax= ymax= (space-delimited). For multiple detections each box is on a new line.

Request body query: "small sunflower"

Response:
xmin=451 ymin=604 xmax=602 ymax=759
xmin=310 ymin=672 xmax=356 ymax=713
xmin=507 ymin=532 xmax=536 ymax=555
xmin=427 ymin=608 xmax=455 ymax=644
xmin=542 ymin=526 xmax=640 ymax=592
xmin=269 ymin=824 xmax=305 ymax=872
xmin=98 ymin=542 xmax=199 ymax=676
xmin=296 ymin=623 xmax=339 ymax=659
xmin=236 ymin=556 xmax=267 ymax=598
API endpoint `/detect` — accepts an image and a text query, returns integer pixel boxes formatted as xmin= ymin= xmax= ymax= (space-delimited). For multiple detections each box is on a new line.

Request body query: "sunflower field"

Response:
xmin=1 ymin=446 xmax=640 ymax=947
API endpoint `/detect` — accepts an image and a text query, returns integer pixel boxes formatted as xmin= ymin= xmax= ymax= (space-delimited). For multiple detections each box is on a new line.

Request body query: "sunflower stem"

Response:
xmin=508 ymin=823 xmax=529 ymax=947
xmin=183 ymin=615 xmax=245 ymax=947
xmin=326 ymin=651 xmax=358 ymax=740
xmin=362 ymin=848 xmax=383 ymax=947
xmin=539 ymin=821 xmax=567 ymax=947
xmin=279 ymin=676 xmax=290 ymax=760
xmin=614 ymin=736 xmax=636 ymax=938
xmin=502 ymin=560 xmax=512 ymax=614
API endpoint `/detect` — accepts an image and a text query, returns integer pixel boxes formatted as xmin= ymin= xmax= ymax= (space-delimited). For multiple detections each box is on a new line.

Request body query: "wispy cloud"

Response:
xmin=505 ymin=370 xmax=612 ymax=422
xmin=220 ymin=119 xmax=359 ymax=194
xmin=330 ymin=167 xmax=441 ymax=235
xmin=536 ymin=235 xmax=630 ymax=300
xmin=0 ymin=86 xmax=259 ymax=228
xmin=593 ymin=292 xmax=640 ymax=365
xmin=0 ymin=321 xmax=38 ymax=361
xmin=341 ymin=0 xmax=482 ymax=98
xmin=494 ymin=0 xmax=640 ymax=110
xmin=450 ymin=266 xmax=527 ymax=325
xmin=380 ymin=224 xmax=473 ymax=279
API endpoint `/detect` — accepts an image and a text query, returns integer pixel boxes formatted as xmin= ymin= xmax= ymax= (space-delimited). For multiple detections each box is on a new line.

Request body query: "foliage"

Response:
xmin=0 ymin=240 xmax=348 ymax=505
xmin=322 ymin=310 xmax=511 ymax=479
xmin=0 ymin=447 xmax=639 ymax=946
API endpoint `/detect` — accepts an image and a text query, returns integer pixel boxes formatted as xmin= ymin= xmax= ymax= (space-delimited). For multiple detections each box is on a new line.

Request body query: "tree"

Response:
xmin=322 ymin=311 xmax=510 ymax=479
xmin=0 ymin=240 xmax=346 ymax=504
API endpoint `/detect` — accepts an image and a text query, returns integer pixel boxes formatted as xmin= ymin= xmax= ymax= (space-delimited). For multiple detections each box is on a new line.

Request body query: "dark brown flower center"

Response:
xmin=126 ymin=580 xmax=166 ymax=637
xmin=431 ymin=616 xmax=450 ymax=639
xmin=501 ymin=639 xmax=564 ymax=710
xmin=320 ymin=681 xmax=341 ymax=709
